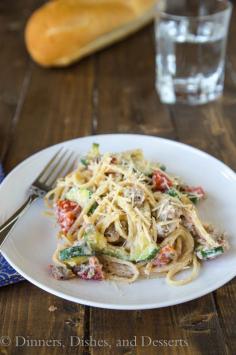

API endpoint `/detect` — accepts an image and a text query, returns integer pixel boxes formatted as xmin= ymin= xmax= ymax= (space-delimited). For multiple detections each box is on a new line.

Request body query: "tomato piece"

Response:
xmin=152 ymin=171 xmax=173 ymax=192
xmin=73 ymin=257 xmax=104 ymax=281
xmin=56 ymin=200 xmax=81 ymax=233
xmin=153 ymin=245 xmax=176 ymax=267
xmin=184 ymin=186 xmax=205 ymax=198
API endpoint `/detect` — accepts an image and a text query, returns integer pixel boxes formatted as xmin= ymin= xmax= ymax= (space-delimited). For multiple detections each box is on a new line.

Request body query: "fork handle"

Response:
xmin=0 ymin=194 xmax=39 ymax=248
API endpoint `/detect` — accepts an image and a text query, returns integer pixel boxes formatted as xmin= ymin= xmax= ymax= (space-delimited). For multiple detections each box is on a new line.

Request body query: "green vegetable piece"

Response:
xmin=131 ymin=245 xmax=159 ymax=262
xmin=84 ymin=227 xmax=159 ymax=263
xmin=59 ymin=244 xmax=93 ymax=261
xmin=65 ymin=187 xmax=92 ymax=207
xmin=167 ymin=188 xmax=179 ymax=198
xmin=87 ymin=143 xmax=100 ymax=159
xmin=84 ymin=229 xmax=131 ymax=261
xmin=81 ymin=159 xmax=89 ymax=166
xmin=88 ymin=202 xmax=98 ymax=216
xmin=189 ymin=196 xmax=198 ymax=204
xmin=160 ymin=164 xmax=166 ymax=171
xmin=104 ymin=245 xmax=130 ymax=261
xmin=64 ymin=256 xmax=89 ymax=267
xmin=197 ymin=246 xmax=224 ymax=260
xmin=85 ymin=230 xmax=107 ymax=251
xmin=130 ymin=231 xmax=159 ymax=262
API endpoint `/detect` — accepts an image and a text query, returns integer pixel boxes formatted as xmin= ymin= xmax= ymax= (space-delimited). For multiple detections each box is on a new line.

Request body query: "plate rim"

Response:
xmin=1 ymin=133 xmax=236 ymax=310
xmin=1 ymin=248 xmax=236 ymax=310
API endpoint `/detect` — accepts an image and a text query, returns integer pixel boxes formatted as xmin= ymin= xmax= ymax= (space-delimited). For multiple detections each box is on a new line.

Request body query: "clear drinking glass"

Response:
xmin=155 ymin=0 xmax=232 ymax=105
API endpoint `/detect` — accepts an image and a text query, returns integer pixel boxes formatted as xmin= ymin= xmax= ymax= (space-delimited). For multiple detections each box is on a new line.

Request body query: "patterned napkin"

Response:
xmin=0 ymin=164 xmax=25 ymax=286
xmin=0 ymin=164 xmax=3 ymax=183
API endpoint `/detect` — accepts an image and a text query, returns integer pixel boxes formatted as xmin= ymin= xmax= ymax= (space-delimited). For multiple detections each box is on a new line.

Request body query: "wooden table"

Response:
xmin=1 ymin=1 xmax=236 ymax=354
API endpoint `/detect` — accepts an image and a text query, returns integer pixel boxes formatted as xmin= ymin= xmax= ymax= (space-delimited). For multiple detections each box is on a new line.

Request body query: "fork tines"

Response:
xmin=35 ymin=148 xmax=77 ymax=190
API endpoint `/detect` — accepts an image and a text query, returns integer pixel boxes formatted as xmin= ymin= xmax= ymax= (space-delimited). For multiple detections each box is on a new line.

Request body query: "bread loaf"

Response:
xmin=25 ymin=0 xmax=157 ymax=67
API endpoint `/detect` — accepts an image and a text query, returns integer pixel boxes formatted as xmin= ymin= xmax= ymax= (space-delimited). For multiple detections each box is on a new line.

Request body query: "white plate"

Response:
xmin=1 ymin=134 xmax=236 ymax=310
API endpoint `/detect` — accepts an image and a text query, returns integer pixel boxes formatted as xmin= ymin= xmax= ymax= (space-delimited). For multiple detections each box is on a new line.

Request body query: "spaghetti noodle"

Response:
xmin=46 ymin=144 xmax=228 ymax=285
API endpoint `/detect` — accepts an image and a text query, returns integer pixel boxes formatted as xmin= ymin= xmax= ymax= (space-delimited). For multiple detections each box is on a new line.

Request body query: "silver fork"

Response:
xmin=0 ymin=148 xmax=76 ymax=247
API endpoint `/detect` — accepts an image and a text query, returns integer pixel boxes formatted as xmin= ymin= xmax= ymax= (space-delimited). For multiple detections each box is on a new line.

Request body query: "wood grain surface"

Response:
xmin=0 ymin=1 xmax=236 ymax=354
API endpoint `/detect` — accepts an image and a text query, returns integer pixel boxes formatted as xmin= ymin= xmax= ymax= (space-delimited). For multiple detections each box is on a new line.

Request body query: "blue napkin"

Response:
xmin=0 ymin=164 xmax=4 ymax=183
xmin=0 ymin=164 xmax=25 ymax=286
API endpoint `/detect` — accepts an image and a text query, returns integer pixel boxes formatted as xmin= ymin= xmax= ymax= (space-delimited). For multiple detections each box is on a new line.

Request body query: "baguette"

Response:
xmin=25 ymin=0 xmax=157 ymax=67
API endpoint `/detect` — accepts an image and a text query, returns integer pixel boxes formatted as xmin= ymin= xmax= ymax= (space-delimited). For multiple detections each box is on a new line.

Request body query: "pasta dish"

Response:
xmin=46 ymin=144 xmax=228 ymax=285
